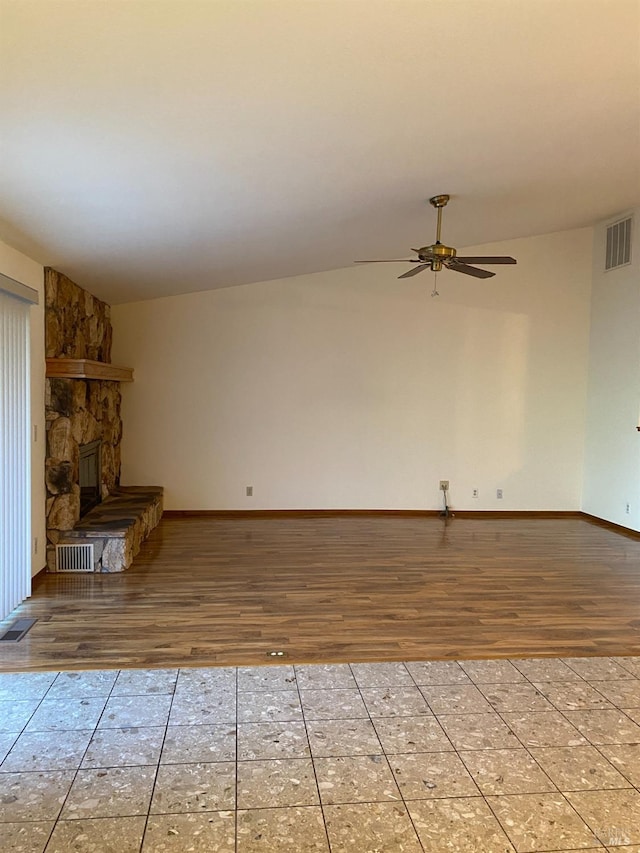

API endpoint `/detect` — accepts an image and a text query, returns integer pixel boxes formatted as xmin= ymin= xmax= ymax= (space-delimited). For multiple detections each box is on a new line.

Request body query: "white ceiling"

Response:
xmin=1 ymin=0 xmax=639 ymax=304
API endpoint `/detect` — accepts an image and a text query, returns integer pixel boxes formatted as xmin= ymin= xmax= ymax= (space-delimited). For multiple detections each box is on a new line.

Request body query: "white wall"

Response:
xmin=583 ymin=207 xmax=640 ymax=529
xmin=0 ymin=240 xmax=45 ymax=574
xmin=112 ymin=228 xmax=593 ymax=511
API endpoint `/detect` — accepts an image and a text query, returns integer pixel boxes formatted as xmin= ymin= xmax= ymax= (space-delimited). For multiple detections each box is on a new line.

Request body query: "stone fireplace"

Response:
xmin=45 ymin=269 xmax=123 ymax=569
xmin=44 ymin=268 xmax=162 ymax=572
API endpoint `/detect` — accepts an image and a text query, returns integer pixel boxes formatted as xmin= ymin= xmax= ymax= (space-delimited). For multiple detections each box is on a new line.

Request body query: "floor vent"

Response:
xmin=56 ymin=543 xmax=95 ymax=572
xmin=605 ymin=216 xmax=633 ymax=270
xmin=0 ymin=617 xmax=37 ymax=642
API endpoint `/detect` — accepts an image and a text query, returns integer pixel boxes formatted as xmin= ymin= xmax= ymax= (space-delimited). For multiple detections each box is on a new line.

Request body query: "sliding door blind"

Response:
xmin=0 ymin=288 xmax=31 ymax=621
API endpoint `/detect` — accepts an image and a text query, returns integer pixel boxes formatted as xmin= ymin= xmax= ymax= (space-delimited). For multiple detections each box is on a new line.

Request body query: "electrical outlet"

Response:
xmin=626 ymin=502 xmax=631 ymax=514
xmin=439 ymin=480 xmax=449 ymax=491
xmin=496 ymin=489 xmax=503 ymax=499
xmin=33 ymin=537 xmax=38 ymax=555
xmin=472 ymin=488 xmax=479 ymax=498
xmin=246 ymin=486 xmax=253 ymax=497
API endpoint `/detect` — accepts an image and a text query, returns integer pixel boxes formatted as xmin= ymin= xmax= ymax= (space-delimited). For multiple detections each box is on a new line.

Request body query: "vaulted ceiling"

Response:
xmin=1 ymin=0 xmax=639 ymax=303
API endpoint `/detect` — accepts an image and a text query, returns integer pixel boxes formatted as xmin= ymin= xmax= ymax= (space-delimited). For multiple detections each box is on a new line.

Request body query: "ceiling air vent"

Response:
xmin=605 ymin=216 xmax=633 ymax=271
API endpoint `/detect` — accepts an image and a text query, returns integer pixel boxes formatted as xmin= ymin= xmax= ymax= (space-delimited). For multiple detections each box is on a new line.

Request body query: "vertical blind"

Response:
xmin=0 ymin=286 xmax=32 ymax=622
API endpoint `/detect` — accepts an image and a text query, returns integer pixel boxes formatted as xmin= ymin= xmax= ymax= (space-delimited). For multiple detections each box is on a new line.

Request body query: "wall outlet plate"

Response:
xmin=497 ymin=488 xmax=503 ymax=499
xmin=439 ymin=480 xmax=449 ymax=491
xmin=246 ymin=485 xmax=253 ymax=497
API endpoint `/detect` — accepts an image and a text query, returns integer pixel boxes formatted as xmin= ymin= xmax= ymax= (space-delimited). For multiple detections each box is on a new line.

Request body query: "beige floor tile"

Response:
xmin=0 ymin=730 xmax=18 ymax=762
xmin=174 ymin=667 xmax=236 ymax=694
xmin=350 ymin=662 xmax=413 ymax=688
xmin=45 ymin=816 xmax=146 ymax=853
xmin=407 ymin=797 xmax=515 ymax=852
xmin=0 ymin=699 xmax=42 ymax=733
xmin=404 ymin=660 xmax=471 ymax=685
xmin=0 ymin=770 xmax=74 ymax=822
xmin=61 ymin=766 xmax=156 ymax=819
xmin=460 ymin=748 xmax=556 ymax=795
xmin=168 ymin=690 xmax=236 ymax=726
xmin=314 ymin=754 xmax=400 ymax=804
xmin=486 ymin=792 xmax=600 ymax=851
xmin=143 ymin=811 xmax=235 ymax=852
xmin=437 ymin=712 xmax=521 ymax=750
xmin=500 ymin=711 xmax=586 ymax=747
xmin=237 ymin=758 xmax=319 ymax=808
xmin=564 ymin=710 xmax=640 ymax=744
xmin=360 ymin=686 xmax=431 ymax=717
xmin=237 ymin=721 xmax=309 ymax=760
xmin=0 ymin=821 xmax=53 ymax=853
xmin=567 ymin=789 xmax=640 ymax=845
xmin=599 ymin=743 xmax=640 ymax=786
xmin=82 ymin=726 xmax=165 ymax=768
xmin=237 ymin=665 xmax=297 ymax=692
xmin=161 ymin=724 xmax=236 ymax=763
xmin=237 ymin=806 xmax=329 ymax=851
xmin=530 ymin=745 xmax=630 ymax=791
xmin=237 ymin=690 xmax=302 ymax=723
xmin=294 ymin=664 xmax=357 ymax=690
xmin=563 ymin=658 xmax=634 ymax=681
xmin=1 ymin=729 xmax=92 ymax=772
xmin=24 ymin=697 xmax=106 ymax=732
xmin=373 ymin=715 xmax=453 ymax=754
xmin=460 ymin=660 xmax=525 ymax=684
xmin=477 ymin=683 xmax=553 ymax=713
xmin=422 ymin=684 xmax=493 ymax=714
xmin=306 ymin=718 xmax=381 ymax=757
xmin=46 ymin=671 xmax=118 ymax=698
xmin=0 ymin=672 xmax=57 ymax=702
xmin=533 ymin=681 xmax=614 ymax=711
xmin=624 ymin=708 xmax=640 ymax=726
xmin=98 ymin=694 xmax=172 ymax=728
xmin=513 ymin=659 xmax=584 ymax=682
xmin=606 ymin=847 xmax=640 ymax=852
xmin=613 ymin=658 xmax=640 ymax=678
xmin=299 ymin=688 xmax=368 ymax=720
xmin=150 ymin=761 xmax=235 ymax=813
xmin=591 ymin=680 xmax=640 ymax=709
xmin=389 ymin=750 xmax=479 ymax=799
xmin=324 ymin=801 xmax=423 ymax=852
xmin=111 ymin=668 xmax=178 ymax=696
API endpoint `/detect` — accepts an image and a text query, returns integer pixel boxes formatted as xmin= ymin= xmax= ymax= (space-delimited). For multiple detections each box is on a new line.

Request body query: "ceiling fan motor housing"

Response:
xmin=417 ymin=243 xmax=457 ymax=263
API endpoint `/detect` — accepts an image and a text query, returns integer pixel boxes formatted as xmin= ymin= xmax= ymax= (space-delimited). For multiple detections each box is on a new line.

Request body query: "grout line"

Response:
xmin=293 ymin=662 xmax=331 ymax=852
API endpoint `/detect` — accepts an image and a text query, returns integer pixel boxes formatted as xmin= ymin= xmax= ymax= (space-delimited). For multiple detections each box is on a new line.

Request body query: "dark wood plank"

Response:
xmin=3 ymin=516 xmax=640 ymax=671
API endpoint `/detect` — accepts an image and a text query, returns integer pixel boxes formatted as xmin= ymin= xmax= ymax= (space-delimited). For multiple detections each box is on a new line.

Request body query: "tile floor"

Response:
xmin=1 ymin=657 xmax=640 ymax=851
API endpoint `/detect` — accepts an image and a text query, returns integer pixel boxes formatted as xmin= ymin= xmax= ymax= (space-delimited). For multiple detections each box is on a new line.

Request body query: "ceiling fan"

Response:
xmin=355 ymin=195 xmax=517 ymax=279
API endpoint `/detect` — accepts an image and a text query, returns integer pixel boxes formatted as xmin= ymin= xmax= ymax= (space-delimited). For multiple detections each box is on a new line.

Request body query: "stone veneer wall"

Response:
xmin=45 ymin=268 xmax=123 ymax=570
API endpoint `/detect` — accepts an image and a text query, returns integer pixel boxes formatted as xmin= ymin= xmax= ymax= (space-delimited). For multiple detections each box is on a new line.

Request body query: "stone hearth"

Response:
xmin=63 ymin=487 xmax=163 ymax=572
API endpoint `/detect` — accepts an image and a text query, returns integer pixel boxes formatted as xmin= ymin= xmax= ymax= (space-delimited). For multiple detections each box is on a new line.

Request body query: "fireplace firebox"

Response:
xmin=79 ymin=439 xmax=101 ymax=517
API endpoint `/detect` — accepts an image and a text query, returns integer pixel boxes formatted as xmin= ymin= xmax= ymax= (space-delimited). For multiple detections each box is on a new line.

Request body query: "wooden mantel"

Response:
xmin=46 ymin=358 xmax=134 ymax=382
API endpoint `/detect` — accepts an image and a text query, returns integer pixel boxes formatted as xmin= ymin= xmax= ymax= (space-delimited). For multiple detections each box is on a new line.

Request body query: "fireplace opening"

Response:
xmin=79 ymin=439 xmax=101 ymax=518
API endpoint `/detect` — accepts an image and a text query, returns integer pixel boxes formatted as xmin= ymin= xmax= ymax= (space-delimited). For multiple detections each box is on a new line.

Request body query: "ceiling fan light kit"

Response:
xmin=355 ymin=195 xmax=517 ymax=281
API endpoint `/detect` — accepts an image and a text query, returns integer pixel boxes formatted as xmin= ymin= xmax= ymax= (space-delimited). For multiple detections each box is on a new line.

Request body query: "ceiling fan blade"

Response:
xmin=398 ymin=264 xmax=431 ymax=279
xmin=455 ymin=256 xmax=517 ymax=265
xmin=354 ymin=259 xmax=420 ymax=264
xmin=447 ymin=262 xmax=495 ymax=279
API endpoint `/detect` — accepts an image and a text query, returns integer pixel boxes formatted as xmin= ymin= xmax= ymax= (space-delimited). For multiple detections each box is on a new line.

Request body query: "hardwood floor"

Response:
xmin=3 ymin=515 xmax=640 ymax=672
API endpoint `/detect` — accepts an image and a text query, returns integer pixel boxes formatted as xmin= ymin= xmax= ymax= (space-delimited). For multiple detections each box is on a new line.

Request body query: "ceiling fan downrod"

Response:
xmin=429 ymin=194 xmax=450 ymax=245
